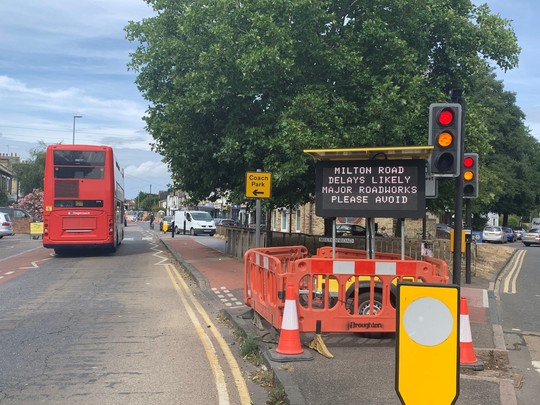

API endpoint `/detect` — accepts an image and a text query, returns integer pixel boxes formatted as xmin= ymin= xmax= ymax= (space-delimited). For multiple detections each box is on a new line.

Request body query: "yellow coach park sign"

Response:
xmin=245 ymin=171 xmax=272 ymax=198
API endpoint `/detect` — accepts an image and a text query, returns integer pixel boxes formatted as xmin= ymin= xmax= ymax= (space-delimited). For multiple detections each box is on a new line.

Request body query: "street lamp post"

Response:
xmin=72 ymin=115 xmax=82 ymax=144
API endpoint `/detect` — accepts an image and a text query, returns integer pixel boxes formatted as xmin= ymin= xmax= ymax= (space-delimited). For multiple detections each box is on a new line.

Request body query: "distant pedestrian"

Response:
xmin=171 ymin=219 xmax=175 ymax=238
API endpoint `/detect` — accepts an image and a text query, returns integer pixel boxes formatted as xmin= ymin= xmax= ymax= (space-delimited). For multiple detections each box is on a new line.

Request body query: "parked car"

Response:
xmin=482 ymin=226 xmax=507 ymax=243
xmin=513 ymin=227 xmax=527 ymax=240
xmin=336 ymin=224 xmax=386 ymax=237
xmin=436 ymin=223 xmax=452 ymax=239
xmin=522 ymin=228 xmax=540 ymax=247
xmin=0 ymin=207 xmax=35 ymax=221
xmin=159 ymin=215 xmax=173 ymax=231
xmin=215 ymin=218 xmax=238 ymax=226
xmin=336 ymin=224 xmax=366 ymax=236
xmin=503 ymin=227 xmax=517 ymax=242
xmin=0 ymin=212 xmax=14 ymax=238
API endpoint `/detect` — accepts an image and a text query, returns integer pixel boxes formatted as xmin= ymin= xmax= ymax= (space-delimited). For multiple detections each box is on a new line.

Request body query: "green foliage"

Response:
xmin=0 ymin=190 xmax=8 ymax=206
xmin=126 ymin=0 xmax=523 ymax=213
xmin=136 ymin=191 xmax=160 ymax=211
xmin=13 ymin=142 xmax=46 ymax=195
xmin=239 ymin=335 xmax=259 ymax=359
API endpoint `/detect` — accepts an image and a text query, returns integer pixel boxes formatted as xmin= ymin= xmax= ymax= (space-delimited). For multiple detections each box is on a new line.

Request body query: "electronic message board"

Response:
xmin=315 ymin=159 xmax=426 ymax=218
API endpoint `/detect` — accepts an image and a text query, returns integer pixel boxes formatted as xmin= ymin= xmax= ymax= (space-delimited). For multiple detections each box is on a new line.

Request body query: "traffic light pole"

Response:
xmin=465 ymin=199 xmax=472 ymax=284
xmin=451 ymin=89 xmax=465 ymax=285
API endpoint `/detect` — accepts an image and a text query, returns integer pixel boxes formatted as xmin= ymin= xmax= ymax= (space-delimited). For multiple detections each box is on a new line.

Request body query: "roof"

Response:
xmin=303 ymin=146 xmax=434 ymax=161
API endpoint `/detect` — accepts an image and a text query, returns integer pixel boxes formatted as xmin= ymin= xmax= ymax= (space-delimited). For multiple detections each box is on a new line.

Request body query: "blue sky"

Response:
xmin=0 ymin=0 xmax=163 ymax=199
xmin=0 ymin=1 xmax=537 ymax=199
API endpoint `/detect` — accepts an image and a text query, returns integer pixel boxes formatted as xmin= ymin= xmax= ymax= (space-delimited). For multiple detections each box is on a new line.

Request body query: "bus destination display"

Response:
xmin=315 ymin=159 xmax=426 ymax=218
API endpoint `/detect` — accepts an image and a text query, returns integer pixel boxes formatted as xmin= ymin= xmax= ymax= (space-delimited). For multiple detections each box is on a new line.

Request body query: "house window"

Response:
xmin=281 ymin=210 xmax=287 ymax=232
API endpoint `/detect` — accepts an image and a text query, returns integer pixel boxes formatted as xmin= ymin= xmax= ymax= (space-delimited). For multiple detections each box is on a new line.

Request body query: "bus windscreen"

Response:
xmin=53 ymin=151 xmax=106 ymax=179
xmin=53 ymin=151 xmax=106 ymax=166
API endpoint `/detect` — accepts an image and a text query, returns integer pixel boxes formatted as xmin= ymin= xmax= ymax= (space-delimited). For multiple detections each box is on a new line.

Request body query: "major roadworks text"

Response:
xmin=321 ymin=165 xmax=418 ymax=204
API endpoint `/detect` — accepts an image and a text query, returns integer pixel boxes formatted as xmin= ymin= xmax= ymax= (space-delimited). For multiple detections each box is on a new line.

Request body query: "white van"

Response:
xmin=174 ymin=210 xmax=216 ymax=236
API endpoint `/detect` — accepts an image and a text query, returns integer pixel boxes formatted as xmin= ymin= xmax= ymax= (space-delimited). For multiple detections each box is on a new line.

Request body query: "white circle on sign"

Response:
xmin=403 ymin=297 xmax=453 ymax=346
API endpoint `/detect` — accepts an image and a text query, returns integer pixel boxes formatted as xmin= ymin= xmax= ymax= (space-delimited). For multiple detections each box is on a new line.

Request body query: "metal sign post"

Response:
xmin=245 ymin=170 xmax=272 ymax=248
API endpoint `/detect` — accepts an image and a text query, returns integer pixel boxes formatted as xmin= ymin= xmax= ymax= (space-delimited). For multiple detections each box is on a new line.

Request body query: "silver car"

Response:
xmin=513 ymin=227 xmax=527 ymax=240
xmin=0 ymin=212 xmax=14 ymax=238
xmin=522 ymin=228 xmax=540 ymax=247
xmin=482 ymin=226 xmax=506 ymax=243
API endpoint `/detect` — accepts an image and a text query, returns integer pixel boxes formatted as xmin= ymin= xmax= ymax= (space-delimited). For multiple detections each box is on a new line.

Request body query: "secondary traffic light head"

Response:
xmin=462 ymin=153 xmax=479 ymax=198
xmin=428 ymin=103 xmax=463 ymax=177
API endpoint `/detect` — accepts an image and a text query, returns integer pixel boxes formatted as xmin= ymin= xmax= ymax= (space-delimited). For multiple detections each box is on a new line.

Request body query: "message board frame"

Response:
xmin=315 ymin=159 xmax=426 ymax=218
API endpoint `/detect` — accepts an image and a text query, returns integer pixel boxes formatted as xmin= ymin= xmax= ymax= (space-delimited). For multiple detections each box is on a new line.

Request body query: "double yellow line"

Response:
xmin=165 ymin=263 xmax=252 ymax=405
xmin=503 ymin=250 xmax=527 ymax=294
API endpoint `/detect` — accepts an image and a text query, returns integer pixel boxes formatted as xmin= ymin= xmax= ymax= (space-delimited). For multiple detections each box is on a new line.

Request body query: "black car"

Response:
xmin=336 ymin=224 xmax=366 ymax=236
xmin=336 ymin=224 xmax=387 ymax=237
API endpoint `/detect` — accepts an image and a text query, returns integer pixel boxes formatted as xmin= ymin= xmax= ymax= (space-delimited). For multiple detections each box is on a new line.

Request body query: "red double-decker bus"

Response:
xmin=42 ymin=144 xmax=125 ymax=254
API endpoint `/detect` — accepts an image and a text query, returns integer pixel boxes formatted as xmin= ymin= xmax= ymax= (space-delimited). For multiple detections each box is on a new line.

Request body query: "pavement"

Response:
xmin=156 ymin=229 xmax=519 ymax=405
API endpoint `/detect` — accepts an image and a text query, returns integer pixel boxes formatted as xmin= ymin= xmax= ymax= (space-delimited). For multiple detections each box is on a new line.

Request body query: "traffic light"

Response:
xmin=428 ymin=103 xmax=463 ymax=177
xmin=462 ymin=153 xmax=479 ymax=198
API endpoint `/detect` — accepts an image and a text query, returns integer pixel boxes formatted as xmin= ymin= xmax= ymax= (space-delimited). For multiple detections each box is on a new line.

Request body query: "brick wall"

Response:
xmin=12 ymin=218 xmax=33 ymax=234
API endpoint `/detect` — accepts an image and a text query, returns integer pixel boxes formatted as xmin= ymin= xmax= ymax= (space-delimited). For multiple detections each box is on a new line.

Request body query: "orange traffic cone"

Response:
xmin=268 ymin=283 xmax=313 ymax=362
xmin=460 ymin=296 xmax=484 ymax=370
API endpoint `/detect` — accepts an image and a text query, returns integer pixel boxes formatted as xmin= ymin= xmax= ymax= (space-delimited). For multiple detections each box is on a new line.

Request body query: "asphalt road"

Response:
xmin=0 ymin=227 xmax=265 ymax=405
xmin=498 ymin=244 xmax=540 ymax=404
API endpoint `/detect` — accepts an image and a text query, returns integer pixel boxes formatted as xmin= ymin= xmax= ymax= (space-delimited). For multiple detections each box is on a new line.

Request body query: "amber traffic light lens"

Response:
xmin=463 ymin=170 xmax=474 ymax=181
xmin=437 ymin=131 xmax=453 ymax=147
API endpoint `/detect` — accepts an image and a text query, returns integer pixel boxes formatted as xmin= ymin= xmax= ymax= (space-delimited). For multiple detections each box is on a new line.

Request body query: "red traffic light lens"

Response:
xmin=463 ymin=156 xmax=474 ymax=168
xmin=438 ymin=109 xmax=454 ymax=126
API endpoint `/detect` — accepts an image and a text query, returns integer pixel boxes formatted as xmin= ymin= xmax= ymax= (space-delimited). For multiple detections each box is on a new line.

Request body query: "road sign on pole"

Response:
xmin=245 ymin=171 xmax=272 ymax=198
xmin=396 ymin=283 xmax=460 ymax=405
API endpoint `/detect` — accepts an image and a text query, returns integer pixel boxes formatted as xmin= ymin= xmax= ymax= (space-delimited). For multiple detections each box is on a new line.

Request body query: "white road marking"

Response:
xmin=212 ymin=287 xmax=243 ymax=307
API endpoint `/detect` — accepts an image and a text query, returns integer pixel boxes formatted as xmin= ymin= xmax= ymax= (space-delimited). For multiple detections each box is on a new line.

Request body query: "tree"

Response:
xmin=13 ymin=142 xmax=47 ymax=195
xmin=136 ymin=191 xmax=160 ymax=212
xmin=0 ymin=190 xmax=8 ymax=206
xmin=126 ymin=0 xmax=520 ymax=209
xmin=475 ymin=78 xmax=540 ymax=225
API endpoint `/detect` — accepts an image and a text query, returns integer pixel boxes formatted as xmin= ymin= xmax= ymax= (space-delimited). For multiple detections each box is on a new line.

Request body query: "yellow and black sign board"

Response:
xmin=30 ymin=222 xmax=44 ymax=235
xmin=396 ymin=282 xmax=460 ymax=405
xmin=30 ymin=222 xmax=44 ymax=239
xmin=245 ymin=171 xmax=272 ymax=199
xmin=450 ymin=229 xmax=466 ymax=253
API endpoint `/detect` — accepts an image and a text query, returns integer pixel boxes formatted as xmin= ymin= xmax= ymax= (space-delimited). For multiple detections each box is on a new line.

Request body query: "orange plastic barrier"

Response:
xmin=244 ymin=246 xmax=449 ymax=335
xmin=316 ymin=246 xmax=413 ymax=261
xmin=244 ymin=246 xmax=308 ymax=327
